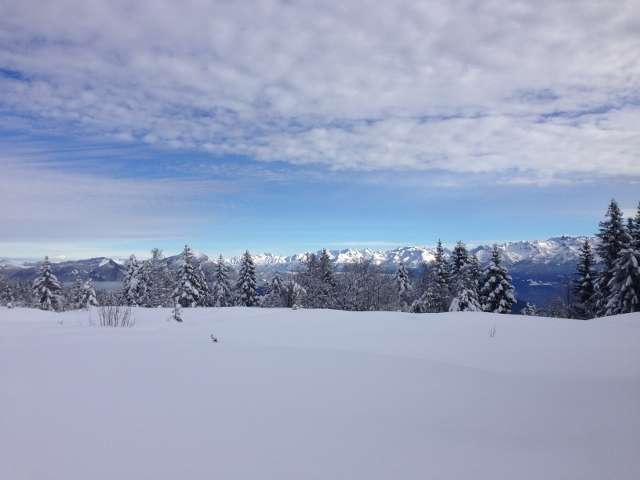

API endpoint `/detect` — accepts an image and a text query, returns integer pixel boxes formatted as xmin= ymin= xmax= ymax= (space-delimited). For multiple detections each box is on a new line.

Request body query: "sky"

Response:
xmin=1 ymin=0 xmax=639 ymax=259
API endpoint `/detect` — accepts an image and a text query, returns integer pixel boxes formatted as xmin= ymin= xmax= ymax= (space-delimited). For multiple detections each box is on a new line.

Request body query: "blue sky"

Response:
xmin=1 ymin=1 xmax=639 ymax=258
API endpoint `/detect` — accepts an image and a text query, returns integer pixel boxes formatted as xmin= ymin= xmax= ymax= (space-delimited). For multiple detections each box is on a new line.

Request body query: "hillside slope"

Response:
xmin=1 ymin=307 xmax=638 ymax=480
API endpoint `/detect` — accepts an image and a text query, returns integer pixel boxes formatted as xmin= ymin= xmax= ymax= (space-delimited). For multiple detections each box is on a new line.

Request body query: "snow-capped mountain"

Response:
xmin=223 ymin=236 xmax=593 ymax=271
xmin=471 ymin=236 xmax=594 ymax=266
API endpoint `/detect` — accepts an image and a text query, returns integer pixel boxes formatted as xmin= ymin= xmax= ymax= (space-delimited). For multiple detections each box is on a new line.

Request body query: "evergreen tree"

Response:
xmin=605 ymin=213 xmax=640 ymax=316
xmin=394 ymin=262 xmax=412 ymax=311
xmin=480 ymin=245 xmax=516 ymax=313
xmin=299 ymin=251 xmax=336 ymax=308
xmin=605 ymin=246 xmax=640 ymax=315
xmin=69 ymin=269 xmax=83 ymax=309
xmin=468 ymin=254 xmax=482 ymax=289
xmin=410 ymin=287 xmax=439 ymax=313
xmin=316 ymin=249 xmax=337 ymax=308
xmin=122 ymin=254 xmax=146 ymax=306
xmin=572 ymin=240 xmax=596 ymax=319
xmin=211 ymin=255 xmax=234 ymax=307
xmin=262 ymin=273 xmax=286 ymax=307
xmin=236 ymin=250 xmax=258 ymax=306
xmin=32 ymin=257 xmax=63 ymax=311
xmin=431 ymin=240 xmax=450 ymax=312
xmin=282 ymin=278 xmax=306 ymax=308
xmin=141 ymin=248 xmax=171 ymax=307
xmin=450 ymin=241 xmax=469 ymax=279
xmin=595 ymin=199 xmax=628 ymax=315
xmin=449 ymin=262 xmax=481 ymax=312
xmin=173 ymin=245 xmax=209 ymax=307
xmin=1 ymin=280 xmax=14 ymax=308
xmin=79 ymin=279 xmax=98 ymax=308
xmin=628 ymin=202 xmax=640 ymax=247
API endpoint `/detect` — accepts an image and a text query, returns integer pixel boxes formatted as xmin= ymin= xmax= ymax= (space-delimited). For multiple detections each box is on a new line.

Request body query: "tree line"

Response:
xmin=1 ymin=199 xmax=638 ymax=317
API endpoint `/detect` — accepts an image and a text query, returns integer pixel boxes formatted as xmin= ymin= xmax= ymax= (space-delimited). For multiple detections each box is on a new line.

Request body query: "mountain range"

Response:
xmin=1 ymin=236 xmax=593 ymax=307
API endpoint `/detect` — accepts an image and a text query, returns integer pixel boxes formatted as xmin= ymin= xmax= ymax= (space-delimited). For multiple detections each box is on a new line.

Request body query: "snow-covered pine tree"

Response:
xmin=316 ymin=248 xmax=336 ymax=308
xmin=144 ymin=248 xmax=174 ymax=307
xmin=282 ymin=279 xmax=306 ymax=308
xmin=449 ymin=262 xmax=481 ymax=312
xmin=235 ymin=250 xmax=258 ymax=307
xmin=211 ymin=254 xmax=234 ymax=307
xmin=450 ymin=241 xmax=469 ymax=279
xmin=468 ymin=253 xmax=482 ymax=288
xmin=32 ymin=257 xmax=63 ymax=311
xmin=605 ymin=247 xmax=640 ymax=315
xmin=122 ymin=254 xmax=146 ymax=306
xmin=173 ymin=245 xmax=209 ymax=308
xmin=69 ymin=269 xmax=83 ymax=309
xmin=595 ymin=199 xmax=628 ymax=315
xmin=605 ymin=216 xmax=640 ymax=315
xmin=521 ymin=302 xmax=538 ymax=316
xmin=628 ymin=202 xmax=640 ymax=246
xmin=448 ymin=241 xmax=480 ymax=312
xmin=410 ymin=288 xmax=438 ymax=313
xmin=572 ymin=240 xmax=596 ymax=319
xmin=432 ymin=240 xmax=451 ymax=312
xmin=262 ymin=273 xmax=286 ymax=307
xmin=480 ymin=245 xmax=516 ymax=313
xmin=79 ymin=279 xmax=98 ymax=308
xmin=0 ymin=279 xmax=14 ymax=308
xmin=394 ymin=262 xmax=412 ymax=311
xmin=299 ymin=251 xmax=330 ymax=308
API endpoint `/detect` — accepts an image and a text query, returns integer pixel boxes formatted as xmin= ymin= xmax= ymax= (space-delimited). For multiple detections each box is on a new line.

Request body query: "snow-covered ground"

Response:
xmin=1 ymin=307 xmax=639 ymax=480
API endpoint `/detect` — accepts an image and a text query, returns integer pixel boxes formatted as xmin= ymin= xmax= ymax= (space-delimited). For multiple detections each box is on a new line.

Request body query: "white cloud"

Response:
xmin=0 ymin=154 xmax=224 ymax=243
xmin=1 ymin=0 xmax=639 ymax=181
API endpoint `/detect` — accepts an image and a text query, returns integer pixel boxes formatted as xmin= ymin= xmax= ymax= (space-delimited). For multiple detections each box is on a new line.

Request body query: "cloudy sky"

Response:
xmin=1 ymin=0 xmax=639 ymax=258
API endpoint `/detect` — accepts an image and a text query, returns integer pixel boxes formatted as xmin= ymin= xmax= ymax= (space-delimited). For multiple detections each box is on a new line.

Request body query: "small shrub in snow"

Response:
xmin=96 ymin=305 xmax=135 ymax=328
xmin=171 ymin=304 xmax=183 ymax=323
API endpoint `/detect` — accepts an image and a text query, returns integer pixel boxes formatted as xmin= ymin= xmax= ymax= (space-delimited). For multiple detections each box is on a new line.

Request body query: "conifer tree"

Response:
xmin=1 ymin=280 xmax=14 ymax=308
xmin=211 ymin=254 xmax=234 ymax=307
xmin=449 ymin=262 xmax=481 ymax=312
xmin=32 ymin=257 xmax=63 ymax=311
xmin=572 ymin=240 xmax=596 ymax=319
xmin=142 ymin=248 xmax=172 ymax=307
xmin=236 ymin=250 xmax=258 ymax=306
xmin=122 ymin=254 xmax=146 ymax=306
xmin=410 ymin=287 xmax=439 ymax=313
xmin=625 ymin=202 xmax=640 ymax=247
xmin=450 ymin=241 xmax=469 ymax=279
xmin=282 ymin=278 xmax=306 ymax=308
xmin=468 ymin=253 xmax=482 ymax=288
xmin=394 ymin=262 xmax=412 ymax=311
xmin=605 ymin=247 xmax=640 ymax=315
xmin=262 ymin=273 xmax=286 ymax=307
xmin=480 ymin=245 xmax=516 ymax=313
xmin=595 ymin=199 xmax=628 ymax=315
xmin=316 ymin=249 xmax=336 ymax=308
xmin=173 ymin=245 xmax=209 ymax=307
xmin=431 ymin=240 xmax=451 ymax=312
xmin=79 ymin=279 xmax=98 ymax=308
xmin=69 ymin=270 xmax=83 ymax=309
xmin=605 ymin=213 xmax=640 ymax=315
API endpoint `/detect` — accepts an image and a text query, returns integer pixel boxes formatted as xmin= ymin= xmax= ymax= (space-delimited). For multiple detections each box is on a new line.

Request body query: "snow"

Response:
xmin=1 ymin=307 xmax=639 ymax=480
